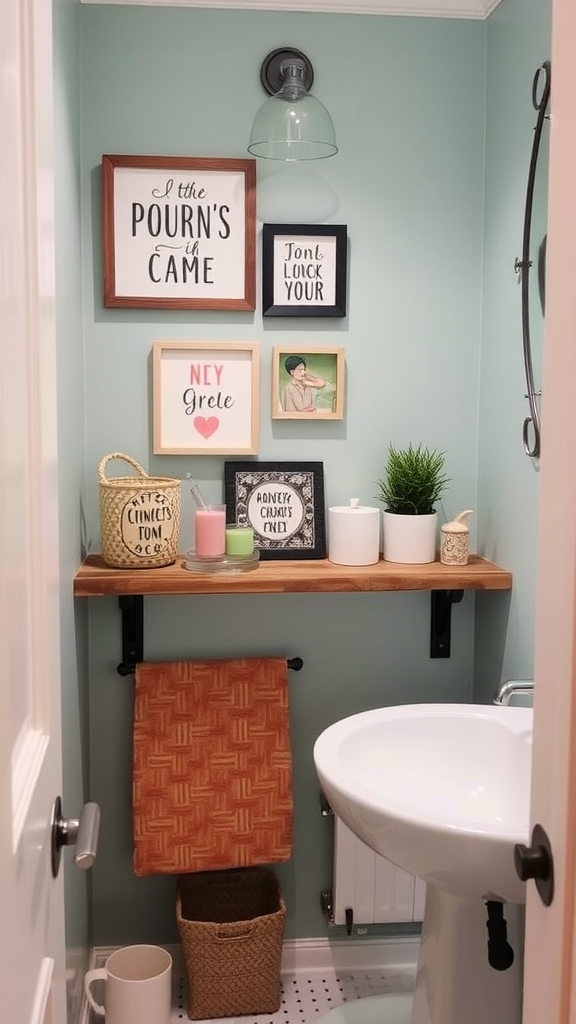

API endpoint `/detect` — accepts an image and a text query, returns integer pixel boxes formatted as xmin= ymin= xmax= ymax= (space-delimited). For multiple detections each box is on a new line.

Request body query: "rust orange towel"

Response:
xmin=132 ymin=658 xmax=293 ymax=876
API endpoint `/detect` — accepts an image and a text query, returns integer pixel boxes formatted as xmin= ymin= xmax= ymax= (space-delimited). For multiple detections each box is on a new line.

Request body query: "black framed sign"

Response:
xmin=224 ymin=461 xmax=326 ymax=559
xmin=262 ymin=224 xmax=347 ymax=318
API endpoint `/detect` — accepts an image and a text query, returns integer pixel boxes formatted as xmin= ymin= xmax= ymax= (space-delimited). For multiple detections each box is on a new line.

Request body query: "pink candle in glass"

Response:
xmin=195 ymin=506 xmax=226 ymax=558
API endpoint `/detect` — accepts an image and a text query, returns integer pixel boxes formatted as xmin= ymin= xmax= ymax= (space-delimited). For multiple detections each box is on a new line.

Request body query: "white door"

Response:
xmin=522 ymin=0 xmax=576 ymax=1018
xmin=0 ymin=0 xmax=67 ymax=1021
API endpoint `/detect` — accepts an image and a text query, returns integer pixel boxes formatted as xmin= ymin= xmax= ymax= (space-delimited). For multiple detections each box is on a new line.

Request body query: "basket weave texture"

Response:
xmin=176 ymin=868 xmax=286 ymax=1020
xmin=98 ymin=452 xmax=181 ymax=568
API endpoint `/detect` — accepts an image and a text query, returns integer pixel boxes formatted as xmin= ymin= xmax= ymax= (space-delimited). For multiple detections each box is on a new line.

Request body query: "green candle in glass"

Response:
xmin=225 ymin=525 xmax=254 ymax=557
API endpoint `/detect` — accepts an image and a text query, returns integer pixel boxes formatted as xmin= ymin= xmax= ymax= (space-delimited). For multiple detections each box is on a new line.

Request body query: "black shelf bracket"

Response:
xmin=430 ymin=589 xmax=464 ymax=658
xmin=116 ymin=595 xmax=304 ymax=676
xmin=118 ymin=595 xmax=144 ymax=676
xmin=115 ymin=591 xmax=462 ymax=667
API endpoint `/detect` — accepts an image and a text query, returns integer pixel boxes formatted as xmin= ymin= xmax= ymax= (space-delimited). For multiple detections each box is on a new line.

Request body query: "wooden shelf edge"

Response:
xmin=73 ymin=553 xmax=512 ymax=598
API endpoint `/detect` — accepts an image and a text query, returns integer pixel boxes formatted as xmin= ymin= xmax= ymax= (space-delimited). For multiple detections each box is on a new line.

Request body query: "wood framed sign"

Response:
xmin=224 ymin=460 xmax=326 ymax=560
xmin=272 ymin=346 xmax=345 ymax=420
xmin=102 ymin=155 xmax=256 ymax=310
xmin=262 ymin=223 xmax=347 ymax=317
xmin=152 ymin=341 xmax=260 ymax=456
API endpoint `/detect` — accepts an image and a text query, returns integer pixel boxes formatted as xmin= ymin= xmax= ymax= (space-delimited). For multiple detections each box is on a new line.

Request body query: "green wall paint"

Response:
xmin=63 ymin=1 xmax=548 ymax=947
xmin=81 ymin=7 xmax=485 ymax=945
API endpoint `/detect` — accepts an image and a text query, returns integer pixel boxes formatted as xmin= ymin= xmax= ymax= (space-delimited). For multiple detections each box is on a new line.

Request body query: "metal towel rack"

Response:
xmin=514 ymin=60 xmax=551 ymax=459
xmin=117 ymin=595 xmax=303 ymax=675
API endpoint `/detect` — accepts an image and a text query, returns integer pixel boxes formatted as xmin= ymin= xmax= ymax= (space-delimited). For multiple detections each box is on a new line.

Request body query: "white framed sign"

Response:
xmin=152 ymin=341 xmax=260 ymax=455
xmin=102 ymin=155 xmax=256 ymax=310
xmin=262 ymin=224 xmax=347 ymax=317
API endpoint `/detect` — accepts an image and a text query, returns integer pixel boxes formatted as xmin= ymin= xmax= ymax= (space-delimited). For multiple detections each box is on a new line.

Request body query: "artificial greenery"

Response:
xmin=376 ymin=443 xmax=449 ymax=515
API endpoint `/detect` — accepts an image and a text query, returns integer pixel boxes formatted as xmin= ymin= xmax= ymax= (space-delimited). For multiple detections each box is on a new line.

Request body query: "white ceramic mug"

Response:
xmin=84 ymin=944 xmax=172 ymax=1024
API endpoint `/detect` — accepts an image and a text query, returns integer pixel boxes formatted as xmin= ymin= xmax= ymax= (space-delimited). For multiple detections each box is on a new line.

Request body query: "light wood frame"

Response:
xmin=271 ymin=346 xmax=345 ymax=420
xmin=152 ymin=341 xmax=260 ymax=455
xmin=102 ymin=155 xmax=256 ymax=310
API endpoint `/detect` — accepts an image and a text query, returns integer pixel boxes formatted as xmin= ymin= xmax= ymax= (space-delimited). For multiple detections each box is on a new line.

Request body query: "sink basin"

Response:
xmin=314 ymin=702 xmax=533 ymax=904
xmin=314 ymin=703 xmax=533 ymax=1024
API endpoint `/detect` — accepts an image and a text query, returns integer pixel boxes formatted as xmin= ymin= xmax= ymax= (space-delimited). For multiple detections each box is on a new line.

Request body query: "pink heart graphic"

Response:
xmin=194 ymin=415 xmax=219 ymax=439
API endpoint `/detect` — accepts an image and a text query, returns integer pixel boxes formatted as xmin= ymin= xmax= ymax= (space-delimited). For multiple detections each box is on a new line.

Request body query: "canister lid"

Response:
xmin=329 ymin=498 xmax=379 ymax=514
xmin=441 ymin=509 xmax=473 ymax=533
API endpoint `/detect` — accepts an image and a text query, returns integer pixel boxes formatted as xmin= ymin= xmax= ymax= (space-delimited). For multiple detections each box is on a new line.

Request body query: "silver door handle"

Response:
xmin=51 ymin=795 xmax=101 ymax=878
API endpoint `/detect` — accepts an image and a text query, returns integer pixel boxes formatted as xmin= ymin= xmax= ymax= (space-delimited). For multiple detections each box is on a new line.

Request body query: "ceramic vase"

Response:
xmin=382 ymin=511 xmax=438 ymax=564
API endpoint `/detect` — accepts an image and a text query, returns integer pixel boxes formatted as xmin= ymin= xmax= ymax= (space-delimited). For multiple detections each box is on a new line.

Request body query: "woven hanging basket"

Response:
xmin=98 ymin=452 xmax=181 ymax=569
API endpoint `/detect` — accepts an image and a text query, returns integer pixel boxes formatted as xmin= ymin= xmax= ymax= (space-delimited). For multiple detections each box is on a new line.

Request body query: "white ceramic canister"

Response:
xmin=328 ymin=498 xmax=381 ymax=566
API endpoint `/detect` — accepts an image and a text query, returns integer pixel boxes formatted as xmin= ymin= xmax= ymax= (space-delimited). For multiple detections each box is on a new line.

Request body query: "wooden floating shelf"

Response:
xmin=73 ymin=553 xmax=512 ymax=598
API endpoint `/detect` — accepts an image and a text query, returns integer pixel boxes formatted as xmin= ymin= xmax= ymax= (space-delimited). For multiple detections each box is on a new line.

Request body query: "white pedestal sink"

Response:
xmin=314 ymin=703 xmax=533 ymax=1024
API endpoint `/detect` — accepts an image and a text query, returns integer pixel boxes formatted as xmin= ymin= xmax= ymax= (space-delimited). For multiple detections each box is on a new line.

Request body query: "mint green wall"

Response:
xmin=71 ymin=3 xmax=557 ymax=946
xmin=52 ymin=0 xmax=91 ymax=1014
xmin=79 ymin=6 xmax=486 ymax=945
xmin=473 ymin=0 xmax=551 ymax=702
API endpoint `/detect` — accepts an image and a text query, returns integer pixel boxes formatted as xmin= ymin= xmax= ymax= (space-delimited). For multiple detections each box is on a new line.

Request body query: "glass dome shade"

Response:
xmin=248 ymin=59 xmax=337 ymax=161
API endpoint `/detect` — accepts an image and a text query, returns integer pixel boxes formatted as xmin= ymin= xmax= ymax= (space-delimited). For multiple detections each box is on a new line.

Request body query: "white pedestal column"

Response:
xmin=411 ymin=887 xmax=524 ymax=1024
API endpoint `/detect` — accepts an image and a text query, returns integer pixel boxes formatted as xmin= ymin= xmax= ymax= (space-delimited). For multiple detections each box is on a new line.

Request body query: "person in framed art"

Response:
xmin=281 ymin=355 xmax=328 ymax=413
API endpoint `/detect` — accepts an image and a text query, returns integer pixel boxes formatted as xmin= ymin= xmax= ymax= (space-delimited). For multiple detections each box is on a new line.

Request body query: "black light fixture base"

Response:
xmin=260 ymin=47 xmax=314 ymax=96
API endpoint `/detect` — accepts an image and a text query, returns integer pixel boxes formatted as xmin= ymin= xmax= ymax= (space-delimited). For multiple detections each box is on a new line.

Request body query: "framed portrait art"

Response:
xmin=102 ymin=155 xmax=256 ymax=310
xmin=272 ymin=346 xmax=344 ymax=420
xmin=224 ymin=461 xmax=326 ymax=560
xmin=262 ymin=224 xmax=347 ymax=317
xmin=152 ymin=341 xmax=260 ymax=456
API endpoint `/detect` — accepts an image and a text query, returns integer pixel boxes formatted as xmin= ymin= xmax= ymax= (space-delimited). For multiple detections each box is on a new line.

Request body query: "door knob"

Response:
xmin=513 ymin=822 xmax=554 ymax=906
xmin=51 ymin=795 xmax=101 ymax=878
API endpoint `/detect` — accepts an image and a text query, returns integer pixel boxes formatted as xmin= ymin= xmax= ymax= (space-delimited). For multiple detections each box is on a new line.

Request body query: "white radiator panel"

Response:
xmin=333 ymin=816 xmax=425 ymax=926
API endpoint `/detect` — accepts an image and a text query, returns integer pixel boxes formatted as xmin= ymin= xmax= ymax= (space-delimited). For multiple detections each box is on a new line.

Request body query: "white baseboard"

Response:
xmin=280 ymin=936 xmax=419 ymax=973
xmin=82 ymin=936 xmax=419 ymax=1022
xmin=89 ymin=935 xmax=419 ymax=974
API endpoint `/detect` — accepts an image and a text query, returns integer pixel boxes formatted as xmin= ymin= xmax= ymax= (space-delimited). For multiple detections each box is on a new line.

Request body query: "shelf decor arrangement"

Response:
xmin=72 ymin=554 xmax=512 ymax=666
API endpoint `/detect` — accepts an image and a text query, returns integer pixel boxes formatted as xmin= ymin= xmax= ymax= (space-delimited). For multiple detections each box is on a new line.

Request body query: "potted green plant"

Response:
xmin=376 ymin=443 xmax=449 ymax=563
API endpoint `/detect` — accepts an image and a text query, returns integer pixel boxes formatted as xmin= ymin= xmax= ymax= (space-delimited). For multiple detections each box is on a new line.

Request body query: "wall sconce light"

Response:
xmin=248 ymin=47 xmax=338 ymax=161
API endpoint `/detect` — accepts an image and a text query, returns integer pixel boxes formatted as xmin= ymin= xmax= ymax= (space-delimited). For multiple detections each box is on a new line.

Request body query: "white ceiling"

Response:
xmin=80 ymin=0 xmax=502 ymax=21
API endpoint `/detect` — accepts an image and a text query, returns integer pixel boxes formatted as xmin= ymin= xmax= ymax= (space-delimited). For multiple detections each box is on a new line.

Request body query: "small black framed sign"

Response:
xmin=262 ymin=224 xmax=347 ymax=318
xmin=224 ymin=461 xmax=326 ymax=559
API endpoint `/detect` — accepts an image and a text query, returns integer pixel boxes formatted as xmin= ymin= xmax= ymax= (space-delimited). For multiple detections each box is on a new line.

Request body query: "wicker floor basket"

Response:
xmin=176 ymin=868 xmax=286 ymax=1020
xmin=98 ymin=452 xmax=181 ymax=569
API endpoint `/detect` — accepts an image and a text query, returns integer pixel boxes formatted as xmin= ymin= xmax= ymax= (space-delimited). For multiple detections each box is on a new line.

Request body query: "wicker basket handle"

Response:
xmin=215 ymin=924 xmax=255 ymax=941
xmin=98 ymin=452 xmax=148 ymax=483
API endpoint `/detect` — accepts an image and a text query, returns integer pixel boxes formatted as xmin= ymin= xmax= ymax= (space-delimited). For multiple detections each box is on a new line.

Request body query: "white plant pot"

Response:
xmin=382 ymin=511 xmax=438 ymax=564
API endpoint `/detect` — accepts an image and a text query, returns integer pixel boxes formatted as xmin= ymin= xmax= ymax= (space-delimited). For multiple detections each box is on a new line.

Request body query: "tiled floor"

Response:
xmin=86 ymin=953 xmax=416 ymax=1023
xmin=170 ymin=968 xmax=416 ymax=1024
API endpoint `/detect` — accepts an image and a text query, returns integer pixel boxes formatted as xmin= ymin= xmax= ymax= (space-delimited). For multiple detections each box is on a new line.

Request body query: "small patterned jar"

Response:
xmin=440 ymin=510 xmax=473 ymax=565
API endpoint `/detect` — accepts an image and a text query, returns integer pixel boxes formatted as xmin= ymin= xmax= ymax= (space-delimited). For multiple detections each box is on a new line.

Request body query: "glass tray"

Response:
xmin=183 ymin=548 xmax=260 ymax=574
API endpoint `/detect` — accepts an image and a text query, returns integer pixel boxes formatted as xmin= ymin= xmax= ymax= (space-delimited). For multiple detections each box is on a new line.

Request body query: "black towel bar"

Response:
xmin=287 ymin=657 xmax=304 ymax=672
xmin=117 ymin=595 xmax=304 ymax=676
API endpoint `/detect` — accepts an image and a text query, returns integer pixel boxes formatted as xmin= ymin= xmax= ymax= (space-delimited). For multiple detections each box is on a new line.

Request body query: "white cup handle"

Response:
xmin=84 ymin=967 xmax=107 ymax=1015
